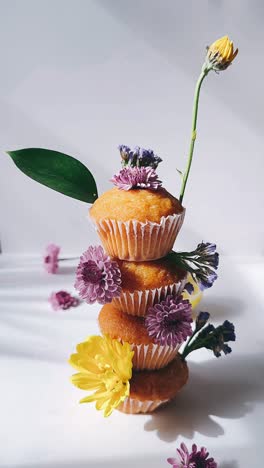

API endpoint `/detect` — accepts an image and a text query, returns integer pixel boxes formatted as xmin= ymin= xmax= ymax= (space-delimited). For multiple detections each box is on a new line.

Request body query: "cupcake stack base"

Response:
xmin=117 ymin=355 xmax=189 ymax=414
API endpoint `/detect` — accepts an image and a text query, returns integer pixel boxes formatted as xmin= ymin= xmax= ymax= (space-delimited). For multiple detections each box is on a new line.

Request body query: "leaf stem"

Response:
xmin=179 ymin=64 xmax=211 ymax=204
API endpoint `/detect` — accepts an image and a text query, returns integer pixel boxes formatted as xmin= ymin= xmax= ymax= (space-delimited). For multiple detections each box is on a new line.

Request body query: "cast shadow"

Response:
xmin=220 ymin=462 xmax=239 ymax=468
xmin=144 ymin=353 xmax=264 ymax=442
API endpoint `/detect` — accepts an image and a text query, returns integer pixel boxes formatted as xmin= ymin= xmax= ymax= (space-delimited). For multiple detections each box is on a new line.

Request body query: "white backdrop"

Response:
xmin=0 ymin=0 xmax=263 ymax=256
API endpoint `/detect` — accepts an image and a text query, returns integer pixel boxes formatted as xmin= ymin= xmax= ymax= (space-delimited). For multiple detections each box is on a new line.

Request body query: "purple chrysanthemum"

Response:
xmin=145 ymin=295 xmax=193 ymax=347
xmin=49 ymin=291 xmax=79 ymax=311
xmin=111 ymin=166 xmax=162 ymax=191
xmin=167 ymin=442 xmax=217 ymax=468
xmin=74 ymin=245 xmax=122 ymax=304
xmin=43 ymin=243 xmax=60 ymax=274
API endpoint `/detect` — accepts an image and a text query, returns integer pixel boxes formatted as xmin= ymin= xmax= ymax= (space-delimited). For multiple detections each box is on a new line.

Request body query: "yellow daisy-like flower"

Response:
xmin=69 ymin=335 xmax=134 ymax=417
xmin=206 ymin=35 xmax=238 ymax=71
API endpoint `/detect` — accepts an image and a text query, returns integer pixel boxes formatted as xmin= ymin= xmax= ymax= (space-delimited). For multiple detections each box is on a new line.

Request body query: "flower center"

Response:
xmin=82 ymin=261 xmax=103 ymax=284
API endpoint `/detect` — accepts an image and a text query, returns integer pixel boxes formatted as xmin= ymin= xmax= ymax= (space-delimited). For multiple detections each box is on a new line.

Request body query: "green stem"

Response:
xmin=181 ymin=327 xmax=200 ymax=360
xmin=179 ymin=64 xmax=211 ymax=205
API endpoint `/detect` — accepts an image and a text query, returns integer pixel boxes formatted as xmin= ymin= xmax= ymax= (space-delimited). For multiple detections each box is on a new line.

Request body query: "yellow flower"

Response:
xmin=69 ymin=335 xmax=134 ymax=417
xmin=206 ymin=35 xmax=238 ymax=71
xmin=182 ymin=273 xmax=202 ymax=310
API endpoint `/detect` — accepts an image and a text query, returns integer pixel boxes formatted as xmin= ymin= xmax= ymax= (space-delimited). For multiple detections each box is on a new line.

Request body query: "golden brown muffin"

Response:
xmin=99 ymin=304 xmax=180 ymax=371
xmin=99 ymin=303 xmax=151 ymax=345
xmin=117 ymin=257 xmax=186 ymax=292
xmin=90 ymin=187 xmax=183 ymax=224
xmin=90 ymin=187 xmax=185 ymax=261
xmin=130 ymin=355 xmax=188 ymax=401
xmin=112 ymin=258 xmax=187 ymax=317
xmin=117 ymin=356 xmax=188 ymax=413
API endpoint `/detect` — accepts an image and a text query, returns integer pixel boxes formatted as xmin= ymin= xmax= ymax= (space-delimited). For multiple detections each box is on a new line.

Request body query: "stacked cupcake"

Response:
xmin=85 ymin=146 xmax=192 ymax=414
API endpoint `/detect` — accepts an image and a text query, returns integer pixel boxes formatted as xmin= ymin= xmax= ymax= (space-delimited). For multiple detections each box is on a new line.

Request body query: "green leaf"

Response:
xmin=6 ymin=148 xmax=98 ymax=203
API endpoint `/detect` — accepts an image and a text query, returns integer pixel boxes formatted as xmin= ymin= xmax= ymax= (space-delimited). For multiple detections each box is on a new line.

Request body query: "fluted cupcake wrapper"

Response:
xmin=90 ymin=211 xmax=185 ymax=261
xmin=117 ymin=397 xmax=169 ymax=414
xmin=112 ymin=279 xmax=187 ymax=317
xmin=131 ymin=342 xmax=180 ymax=370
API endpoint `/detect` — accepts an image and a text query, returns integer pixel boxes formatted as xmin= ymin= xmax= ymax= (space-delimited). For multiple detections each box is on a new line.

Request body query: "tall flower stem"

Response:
xmin=179 ymin=64 xmax=212 ymax=204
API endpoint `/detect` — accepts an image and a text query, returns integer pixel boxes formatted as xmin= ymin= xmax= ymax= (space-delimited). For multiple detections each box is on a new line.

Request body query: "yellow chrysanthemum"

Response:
xmin=206 ymin=35 xmax=238 ymax=70
xmin=69 ymin=335 xmax=134 ymax=417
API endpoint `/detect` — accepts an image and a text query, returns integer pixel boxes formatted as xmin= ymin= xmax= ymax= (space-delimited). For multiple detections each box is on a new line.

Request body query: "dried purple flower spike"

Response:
xmin=75 ymin=245 xmax=122 ymax=304
xmin=49 ymin=291 xmax=79 ymax=311
xmin=167 ymin=442 xmax=217 ymax=467
xmin=182 ymin=317 xmax=236 ymax=359
xmin=167 ymin=242 xmax=219 ymax=290
xmin=111 ymin=166 xmax=162 ymax=191
xmin=118 ymin=144 xmax=162 ymax=169
xmin=145 ymin=295 xmax=193 ymax=347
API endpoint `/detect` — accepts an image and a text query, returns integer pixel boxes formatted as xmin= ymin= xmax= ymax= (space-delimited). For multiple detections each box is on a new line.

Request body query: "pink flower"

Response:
xmin=75 ymin=245 xmax=122 ymax=304
xmin=44 ymin=244 xmax=60 ymax=274
xmin=167 ymin=442 xmax=217 ymax=468
xmin=110 ymin=166 xmax=162 ymax=190
xmin=49 ymin=291 xmax=79 ymax=311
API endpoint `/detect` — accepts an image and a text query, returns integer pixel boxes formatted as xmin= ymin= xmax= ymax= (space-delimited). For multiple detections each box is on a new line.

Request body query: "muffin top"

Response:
xmin=117 ymin=257 xmax=186 ymax=292
xmin=130 ymin=355 xmax=189 ymax=401
xmin=90 ymin=187 xmax=183 ymax=223
xmin=99 ymin=303 xmax=153 ymax=345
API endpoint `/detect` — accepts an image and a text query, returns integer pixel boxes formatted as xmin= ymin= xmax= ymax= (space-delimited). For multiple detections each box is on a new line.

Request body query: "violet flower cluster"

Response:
xmin=74 ymin=245 xmax=122 ymax=304
xmin=181 ymin=311 xmax=236 ymax=359
xmin=49 ymin=291 xmax=79 ymax=311
xmin=167 ymin=242 xmax=219 ymax=290
xmin=118 ymin=144 xmax=162 ymax=169
xmin=111 ymin=166 xmax=162 ymax=191
xmin=145 ymin=295 xmax=193 ymax=347
xmin=167 ymin=442 xmax=217 ymax=468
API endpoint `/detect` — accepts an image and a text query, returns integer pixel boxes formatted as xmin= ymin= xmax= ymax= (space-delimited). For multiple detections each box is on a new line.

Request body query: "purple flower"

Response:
xmin=184 ymin=282 xmax=194 ymax=294
xmin=145 ymin=295 xmax=193 ymax=347
xmin=182 ymin=319 xmax=236 ymax=359
xmin=118 ymin=144 xmax=162 ymax=169
xmin=111 ymin=166 xmax=162 ymax=191
xmin=43 ymin=243 xmax=60 ymax=274
xmin=167 ymin=442 xmax=217 ymax=468
xmin=74 ymin=245 xmax=122 ymax=304
xmin=49 ymin=291 xmax=79 ymax=311
xmin=168 ymin=242 xmax=219 ymax=291
xmin=195 ymin=311 xmax=210 ymax=331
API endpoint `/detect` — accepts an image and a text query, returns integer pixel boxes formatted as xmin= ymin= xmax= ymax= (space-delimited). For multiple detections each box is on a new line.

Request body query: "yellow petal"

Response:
xmin=71 ymin=372 xmax=102 ymax=390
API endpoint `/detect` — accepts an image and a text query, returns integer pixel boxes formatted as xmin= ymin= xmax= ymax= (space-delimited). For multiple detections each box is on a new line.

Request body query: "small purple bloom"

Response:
xmin=184 ymin=282 xmax=194 ymax=294
xmin=118 ymin=144 xmax=162 ymax=169
xmin=167 ymin=442 xmax=217 ymax=468
xmin=195 ymin=311 xmax=210 ymax=331
xmin=49 ymin=291 xmax=79 ymax=311
xmin=111 ymin=166 xmax=162 ymax=191
xmin=209 ymin=320 xmax=236 ymax=358
xmin=145 ymin=295 xmax=193 ymax=347
xmin=43 ymin=243 xmax=60 ymax=274
xmin=75 ymin=245 xmax=122 ymax=304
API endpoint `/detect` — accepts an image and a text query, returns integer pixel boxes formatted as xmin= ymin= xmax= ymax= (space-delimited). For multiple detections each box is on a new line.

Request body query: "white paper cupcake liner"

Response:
xmin=112 ymin=278 xmax=187 ymax=317
xmin=131 ymin=342 xmax=180 ymax=370
xmin=117 ymin=397 xmax=169 ymax=414
xmin=90 ymin=211 xmax=185 ymax=261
